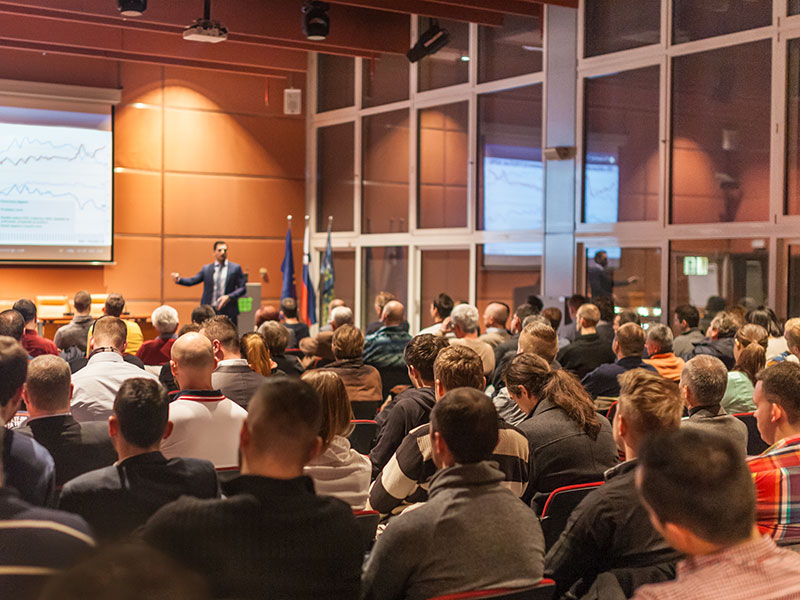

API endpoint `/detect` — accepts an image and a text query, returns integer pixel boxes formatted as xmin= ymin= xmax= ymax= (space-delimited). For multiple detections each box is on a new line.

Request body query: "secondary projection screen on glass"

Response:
xmin=0 ymin=104 xmax=113 ymax=263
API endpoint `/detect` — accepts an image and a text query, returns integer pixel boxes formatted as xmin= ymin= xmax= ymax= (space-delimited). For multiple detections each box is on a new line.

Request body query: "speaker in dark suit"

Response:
xmin=172 ymin=241 xmax=248 ymax=325
xmin=15 ymin=415 xmax=117 ymax=487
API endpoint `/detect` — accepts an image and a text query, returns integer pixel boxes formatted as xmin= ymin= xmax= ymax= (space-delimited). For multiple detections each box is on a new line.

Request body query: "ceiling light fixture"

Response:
xmin=117 ymin=0 xmax=146 ymax=17
xmin=407 ymin=20 xmax=450 ymax=63
xmin=302 ymin=1 xmax=330 ymax=41
xmin=183 ymin=0 xmax=228 ymax=44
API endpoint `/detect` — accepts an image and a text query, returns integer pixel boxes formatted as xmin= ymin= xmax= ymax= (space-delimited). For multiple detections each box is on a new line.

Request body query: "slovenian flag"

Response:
xmin=280 ymin=222 xmax=296 ymax=300
xmin=320 ymin=220 xmax=335 ymax=325
xmin=301 ymin=217 xmax=316 ymax=325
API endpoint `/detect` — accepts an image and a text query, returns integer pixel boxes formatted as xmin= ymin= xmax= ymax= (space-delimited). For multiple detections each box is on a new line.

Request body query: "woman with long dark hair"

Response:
xmin=504 ymin=353 xmax=618 ymax=512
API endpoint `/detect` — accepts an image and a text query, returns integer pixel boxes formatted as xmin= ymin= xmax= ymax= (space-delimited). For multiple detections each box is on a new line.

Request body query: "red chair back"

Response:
xmin=429 ymin=579 xmax=556 ymax=600
xmin=348 ymin=420 xmax=379 ymax=454
xmin=540 ymin=482 xmax=604 ymax=550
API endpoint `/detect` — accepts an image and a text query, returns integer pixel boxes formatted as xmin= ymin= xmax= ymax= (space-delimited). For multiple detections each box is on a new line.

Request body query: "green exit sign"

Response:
xmin=683 ymin=256 xmax=709 ymax=276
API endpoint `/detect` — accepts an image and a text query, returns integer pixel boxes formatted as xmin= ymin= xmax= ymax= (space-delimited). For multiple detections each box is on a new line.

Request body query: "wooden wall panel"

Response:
xmin=114 ymin=170 xmax=162 ymax=235
xmin=114 ymin=105 xmax=163 ymax=171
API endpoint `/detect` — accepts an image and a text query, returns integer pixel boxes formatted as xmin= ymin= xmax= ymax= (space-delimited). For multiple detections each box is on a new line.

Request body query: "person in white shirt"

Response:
xmin=71 ymin=316 xmax=158 ymax=422
xmin=161 ymin=332 xmax=247 ymax=469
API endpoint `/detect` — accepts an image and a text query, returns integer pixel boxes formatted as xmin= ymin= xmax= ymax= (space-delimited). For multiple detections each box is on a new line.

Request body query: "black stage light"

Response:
xmin=303 ymin=1 xmax=330 ymax=41
xmin=407 ymin=20 xmax=450 ymax=63
xmin=117 ymin=0 xmax=146 ymax=17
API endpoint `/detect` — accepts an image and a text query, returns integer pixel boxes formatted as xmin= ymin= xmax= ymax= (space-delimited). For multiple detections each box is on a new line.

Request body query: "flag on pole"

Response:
xmin=300 ymin=216 xmax=316 ymax=325
xmin=320 ymin=218 xmax=335 ymax=324
xmin=280 ymin=219 xmax=296 ymax=300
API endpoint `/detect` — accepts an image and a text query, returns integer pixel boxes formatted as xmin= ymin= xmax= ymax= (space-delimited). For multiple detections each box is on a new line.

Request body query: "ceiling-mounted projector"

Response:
xmin=183 ymin=19 xmax=228 ymax=43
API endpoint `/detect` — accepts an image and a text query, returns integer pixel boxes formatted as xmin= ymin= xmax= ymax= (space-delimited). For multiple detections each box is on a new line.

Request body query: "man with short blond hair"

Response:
xmin=582 ymin=322 xmax=657 ymax=399
xmin=85 ymin=293 xmax=144 ymax=355
xmin=368 ymin=345 xmax=530 ymax=516
xmin=556 ymin=303 xmax=616 ymax=379
xmin=546 ymin=369 xmax=683 ymax=598
xmin=784 ymin=318 xmax=800 ymax=361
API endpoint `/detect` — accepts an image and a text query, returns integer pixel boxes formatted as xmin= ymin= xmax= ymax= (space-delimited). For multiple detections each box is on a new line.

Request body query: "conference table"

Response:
xmin=40 ymin=315 xmax=157 ymax=341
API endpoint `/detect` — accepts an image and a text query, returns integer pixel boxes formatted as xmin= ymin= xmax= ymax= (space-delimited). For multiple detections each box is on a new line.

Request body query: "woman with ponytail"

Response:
xmin=504 ymin=353 xmax=618 ymax=512
xmin=721 ymin=323 xmax=768 ymax=413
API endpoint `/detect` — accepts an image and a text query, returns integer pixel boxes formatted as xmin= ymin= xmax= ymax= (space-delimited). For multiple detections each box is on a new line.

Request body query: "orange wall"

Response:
xmin=0 ymin=49 xmax=306 ymax=329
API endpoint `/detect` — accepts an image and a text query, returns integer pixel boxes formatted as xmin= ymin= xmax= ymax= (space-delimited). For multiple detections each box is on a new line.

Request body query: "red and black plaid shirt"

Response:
xmin=748 ymin=434 xmax=800 ymax=543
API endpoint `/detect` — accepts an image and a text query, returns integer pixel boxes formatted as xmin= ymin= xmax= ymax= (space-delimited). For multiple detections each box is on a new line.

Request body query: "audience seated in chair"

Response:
xmin=749 ymin=362 xmax=800 ymax=544
xmin=59 ymin=378 xmax=218 ymax=542
xmin=323 ymin=324 xmax=383 ymax=404
xmin=505 ymin=353 xmax=618 ymax=512
xmin=631 ymin=428 xmax=800 ymax=600
xmin=85 ymin=293 xmax=144 ymax=356
xmin=313 ymin=305 xmax=354 ymax=363
xmin=301 ymin=370 xmax=370 ymax=509
xmin=748 ymin=307 xmax=789 ymax=364
xmin=136 ymin=305 xmax=179 ymax=366
xmin=643 ymin=324 xmax=685 ymax=382
xmin=160 ymin=333 xmax=247 ymax=469
xmin=441 ymin=304 xmax=495 ymax=378
xmin=369 ymin=345 xmax=530 ymax=516
xmin=582 ymin=323 xmax=657 ymax=399
xmin=258 ymin=321 xmax=304 ymax=377
xmin=493 ymin=321 xmax=562 ymax=427
xmin=417 ymin=293 xmax=455 ymax=337
xmin=255 ymin=304 xmax=298 ymax=348
xmin=722 ymin=323 xmax=768 ymax=414
xmin=318 ymin=298 xmax=346 ymax=333
xmin=362 ymin=388 xmax=545 ymax=600
xmin=54 ymin=290 xmax=93 ymax=356
xmin=240 ymin=332 xmax=273 ymax=377
xmin=560 ymin=294 xmax=587 ymax=344
xmin=71 ymin=316 xmax=158 ymax=423
xmin=142 ymin=377 xmax=364 ymax=600
xmin=679 ymin=355 xmax=748 ymax=456
xmin=478 ymin=302 xmax=511 ymax=349
xmin=200 ymin=316 xmax=266 ymax=411
xmin=493 ymin=303 xmax=537 ymax=368
xmin=672 ymin=304 xmax=705 ymax=359
xmin=364 ymin=300 xmax=413 ymax=371
xmin=545 ymin=368 xmax=683 ymax=598
xmin=690 ymin=310 xmax=738 ymax=369
xmin=0 ymin=427 xmax=94 ymax=600
xmin=0 ymin=336 xmax=56 ymax=506
xmin=13 ymin=298 xmax=59 ymax=358
xmin=190 ymin=304 xmax=216 ymax=327
xmin=556 ymin=303 xmax=616 ymax=379
xmin=280 ymin=297 xmax=310 ymax=343
xmin=370 ymin=334 xmax=450 ymax=478
xmin=17 ymin=355 xmax=116 ymax=486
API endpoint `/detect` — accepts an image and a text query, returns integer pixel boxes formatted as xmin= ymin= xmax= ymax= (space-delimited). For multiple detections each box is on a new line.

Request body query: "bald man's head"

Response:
xmin=484 ymin=302 xmax=509 ymax=329
xmin=171 ymin=332 xmax=215 ymax=370
xmin=382 ymin=300 xmax=405 ymax=326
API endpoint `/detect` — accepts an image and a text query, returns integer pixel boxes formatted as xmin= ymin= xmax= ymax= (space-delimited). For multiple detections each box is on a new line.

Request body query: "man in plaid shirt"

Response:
xmin=749 ymin=362 xmax=800 ymax=543
xmin=633 ymin=428 xmax=800 ymax=600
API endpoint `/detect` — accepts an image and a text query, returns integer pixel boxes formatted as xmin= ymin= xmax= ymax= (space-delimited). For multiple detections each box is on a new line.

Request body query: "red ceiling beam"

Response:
xmin=411 ymin=0 xmax=543 ymax=18
xmin=326 ymin=0 xmax=505 ymax=26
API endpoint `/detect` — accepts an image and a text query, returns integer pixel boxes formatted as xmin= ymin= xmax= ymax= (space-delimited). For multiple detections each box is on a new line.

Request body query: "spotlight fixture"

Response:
xmin=302 ymin=1 xmax=330 ymax=41
xmin=117 ymin=0 xmax=146 ymax=17
xmin=183 ymin=0 xmax=228 ymax=43
xmin=407 ymin=20 xmax=450 ymax=63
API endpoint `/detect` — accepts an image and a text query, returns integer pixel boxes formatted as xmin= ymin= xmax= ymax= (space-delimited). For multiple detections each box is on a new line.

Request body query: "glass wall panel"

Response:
xmin=673 ymin=0 xmax=772 ymax=44
xmin=584 ymin=0 xmax=660 ymax=58
xmin=671 ymin=41 xmax=771 ymax=224
xmin=362 ymin=246 xmax=408 ymax=327
xmin=362 ymin=53 xmax=409 ymax=108
xmin=583 ymin=67 xmax=660 ymax=223
xmin=420 ymin=249 xmax=470 ymax=330
xmin=478 ymin=14 xmax=543 ymax=83
xmin=418 ymin=102 xmax=468 ymax=229
xmin=317 ymin=54 xmax=354 ymax=113
xmin=418 ymin=18 xmax=469 ymax=92
xmin=317 ymin=123 xmax=354 ymax=232
xmin=319 ymin=249 xmax=356 ymax=324
xmin=584 ymin=246 xmax=662 ymax=326
xmin=787 ymin=39 xmax=800 ymax=215
xmin=670 ymin=239 xmax=769 ymax=321
xmin=789 ymin=245 xmax=800 ymax=318
xmin=477 ymin=85 xmax=544 ymax=231
xmin=362 ymin=109 xmax=410 ymax=234
xmin=476 ymin=242 xmax=542 ymax=325
xmin=792 ymin=1 xmax=800 ymax=15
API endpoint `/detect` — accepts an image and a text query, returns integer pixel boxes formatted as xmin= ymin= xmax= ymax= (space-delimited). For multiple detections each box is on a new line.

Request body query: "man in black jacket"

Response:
xmin=58 ymin=378 xmax=218 ymax=542
xmin=556 ymin=303 xmax=616 ymax=379
xmin=142 ymin=378 xmax=363 ymax=600
xmin=16 ymin=355 xmax=116 ymax=487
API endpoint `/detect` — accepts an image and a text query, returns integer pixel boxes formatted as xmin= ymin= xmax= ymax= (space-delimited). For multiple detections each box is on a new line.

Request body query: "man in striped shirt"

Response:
xmin=749 ymin=362 xmax=800 ymax=543
xmin=368 ymin=345 xmax=531 ymax=515
xmin=633 ymin=428 xmax=800 ymax=600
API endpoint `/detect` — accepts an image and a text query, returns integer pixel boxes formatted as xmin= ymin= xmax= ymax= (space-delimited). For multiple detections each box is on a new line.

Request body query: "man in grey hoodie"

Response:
xmin=361 ymin=387 xmax=545 ymax=600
